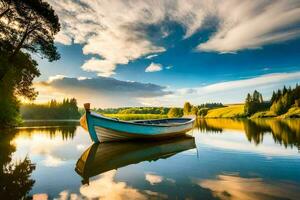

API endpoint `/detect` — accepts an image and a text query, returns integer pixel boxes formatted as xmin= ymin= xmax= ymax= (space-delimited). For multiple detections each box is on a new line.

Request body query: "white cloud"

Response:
xmin=196 ymin=72 xmax=300 ymax=93
xmin=197 ymin=0 xmax=300 ymax=52
xmin=55 ymin=32 xmax=72 ymax=45
xmin=80 ymin=170 xmax=147 ymax=200
xmin=146 ymin=54 xmax=159 ymax=59
xmin=43 ymin=155 xmax=65 ymax=167
xmin=145 ymin=62 xmax=163 ymax=72
xmin=34 ymin=71 xmax=300 ymax=108
xmin=48 ymin=75 xmax=67 ymax=82
xmin=33 ymin=193 xmax=48 ymax=200
xmin=48 ymin=170 xmax=168 ymax=199
xmin=11 ymin=128 xmax=91 ymax=169
xmin=263 ymin=67 xmax=270 ymax=71
xmin=139 ymin=71 xmax=300 ymax=106
xmin=79 ymin=170 xmax=167 ymax=199
xmin=145 ymin=173 xmax=163 ymax=185
xmin=197 ymin=175 xmax=300 ymax=200
xmin=49 ymin=0 xmax=300 ymax=73
xmin=48 ymin=0 xmax=167 ymax=76
xmin=34 ymin=76 xmax=172 ymax=107
xmin=81 ymin=57 xmax=116 ymax=77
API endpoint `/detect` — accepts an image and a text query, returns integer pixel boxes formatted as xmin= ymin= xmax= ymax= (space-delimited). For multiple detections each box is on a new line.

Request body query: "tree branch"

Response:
xmin=0 ymin=7 xmax=10 ymax=18
xmin=9 ymin=25 xmax=32 ymax=59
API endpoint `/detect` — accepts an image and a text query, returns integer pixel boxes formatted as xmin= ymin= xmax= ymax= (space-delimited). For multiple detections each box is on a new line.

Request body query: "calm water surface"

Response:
xmin=1 ymin=119 xmax=300 ymax=199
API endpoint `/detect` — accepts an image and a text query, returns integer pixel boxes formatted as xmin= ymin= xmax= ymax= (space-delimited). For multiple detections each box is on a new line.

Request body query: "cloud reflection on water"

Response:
xmin=198 ymin=174 xmax=300 ymax=200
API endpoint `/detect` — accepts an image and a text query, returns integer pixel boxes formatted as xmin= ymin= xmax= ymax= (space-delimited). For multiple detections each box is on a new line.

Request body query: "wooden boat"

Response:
xmin=75 ymin=136 xmax=196 ymax=183
xmin=80 ymin=103 xmax=195 ymax=143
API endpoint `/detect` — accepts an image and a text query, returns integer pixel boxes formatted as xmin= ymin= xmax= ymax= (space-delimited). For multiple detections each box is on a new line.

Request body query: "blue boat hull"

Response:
xmin=80 ymin=111 xmax=195 ymax=143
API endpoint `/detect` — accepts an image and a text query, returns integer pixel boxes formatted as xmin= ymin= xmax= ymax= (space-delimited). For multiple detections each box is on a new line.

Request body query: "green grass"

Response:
xmin=103 ymin=114 xmax=168 ymax=121
xmin=102 ymin=105 xmax=300 ymax=120
xmin=205 ymin=105 xmax=246 ymax=118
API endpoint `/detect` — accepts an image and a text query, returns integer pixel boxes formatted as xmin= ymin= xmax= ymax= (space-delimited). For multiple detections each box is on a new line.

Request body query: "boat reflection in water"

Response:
xmin=75 ymin=135 xmax=196 ymax=184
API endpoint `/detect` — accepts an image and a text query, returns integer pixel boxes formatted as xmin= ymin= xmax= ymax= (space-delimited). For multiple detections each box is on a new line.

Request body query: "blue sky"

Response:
xmin=34 ymin=0 xmax=300 ymax=107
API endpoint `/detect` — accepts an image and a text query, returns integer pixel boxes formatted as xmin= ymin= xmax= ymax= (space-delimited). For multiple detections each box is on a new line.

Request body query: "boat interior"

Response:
xmin=91 ymin=111 xmax=194 ymax=125
xmin=133 ymin=118 xmax=192 ymax=125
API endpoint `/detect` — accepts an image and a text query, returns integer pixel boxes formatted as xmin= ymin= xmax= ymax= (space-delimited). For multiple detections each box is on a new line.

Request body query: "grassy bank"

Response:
xmin=203 ymin=104 xmax=300 ymax=119
xmin=104 ymin=114 xmax=168 ymax=120
xmin=103 ymin=106 xmax=300 ymax=120
xmin=251 ymin=107 xmax=300 ymax=119
xmin=205 ymin=105 xmax=246 ymax=118
xmin=281 ymin=107 xmax=300 ymax=118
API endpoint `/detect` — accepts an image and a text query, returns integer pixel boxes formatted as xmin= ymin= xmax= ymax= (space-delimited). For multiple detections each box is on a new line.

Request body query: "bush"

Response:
xmin=168 ymin=108 xmax=183 ymax=118
xmin=270 ymin=99 xmax=284 ymax=115
xmin=198 ymin=108 xmax=209 ymax=117
xmin=271 ymin=92 xmax=293 ymax=115
xmin=295 ymin=99 xmax=300 ymax=107
xmin=0 ymin=89 xmax=21 ymax=128
xmin=183 ymin=102 xmax=192 ymax=115
xmin=191 ymin=106 xmax=198 ymax=115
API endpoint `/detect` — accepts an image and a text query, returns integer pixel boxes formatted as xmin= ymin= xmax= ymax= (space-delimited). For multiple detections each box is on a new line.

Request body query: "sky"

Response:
xmin=33 ymin=0 xmax=300 ymax=108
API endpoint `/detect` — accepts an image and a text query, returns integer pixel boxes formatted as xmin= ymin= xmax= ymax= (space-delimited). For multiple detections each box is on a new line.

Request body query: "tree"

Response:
xmin=20 ymin=98 xmax=81 ymax=120
xmin=283 ymin=86 xmax=287 ymax=95
xmin=277 ymin=89 xmax=282 ymax=100
xmin=0 ymin=129 xmax=36 ymax=199
xmin=168 ymin=108 xmax=183 ymax=118
xmin=0 ymin=89 xmax=20 ymax=127
xmin=281 ymin=92 xmax=293 ymax=112
xmin=191 ymin=106 xmax=198 ymax=115
xmin=270 ymin=91 xmax=277 ymax=104
xmin=244 ymin=91 xmax=265 ymax=116
xmin=0 ymin=0 xmax=60 ymax=80
xmin=244 ymin=93 xmax=253 ymax=116
xmin=198 ymin=108 xmax=209 ymax=117
xmin=0 ymin=0 xmax=60 ymax=127
xmin=252 ymin=90 xmax=263 ymax=103
xmin=183 ymin=102 xmax=192 ymax=115
xmin=271 ymin=99 xmax=285 ymax=115
xmin=270 ymin=84 xmax=300 ymax=115
xmin=295 ymin=99 xmax=300 ymax=107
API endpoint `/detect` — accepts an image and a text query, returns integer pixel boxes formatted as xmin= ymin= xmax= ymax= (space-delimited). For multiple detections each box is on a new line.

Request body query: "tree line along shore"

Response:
xmin=19 ymin=84 xmax=300 ymax=122
xmin=104 ymin=84 xmax=300 ymax=120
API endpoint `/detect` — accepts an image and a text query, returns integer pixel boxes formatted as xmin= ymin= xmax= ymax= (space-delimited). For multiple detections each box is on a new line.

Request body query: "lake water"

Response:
xmin=1 ymin=119 xmax=300 ymax=199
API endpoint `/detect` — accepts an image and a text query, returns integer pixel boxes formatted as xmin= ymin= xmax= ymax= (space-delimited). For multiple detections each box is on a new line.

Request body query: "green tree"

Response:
xmin=0 ymin=129 xmax=36 ymax=199
xmin=282 ymin=86 xmax=287 ymax=95
xmin=0 ymin=0 xmax=60 ymax=127
xmin=1 ymin=0 xmax=60 ymax=80
xmin=244 ymin=93 xmax=253 ymax=116
xmin=277 ymin=89 xmax=282 ymax=100
xmin=191 ymin=106 xmax=198 ymax=115
xmin=269 ymin=84 xmax=300 ymax=116
xmin=270 ymin=91 xmax=277 ymax=104
xmin=183 ymin=102 xmax=192 ymax=115
xmin=8 ymin=0 xmax=59 ymax=57
xmin=295 ymin=99 xmax=300 ymax=107
xmin=20 ymin=98 xmax=81 ymax=120
xmin=198 ymin=108 xmax=209 ymax=117
xmin=244 ymin=91 xmax=265 ymax=116
xmin=281 ymin=92 xmax=293 ymax=112
xmin=168 ymin=108 xmax=183 ymax=118
xmin=271 ymin=99 xmax=285 ymax=115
